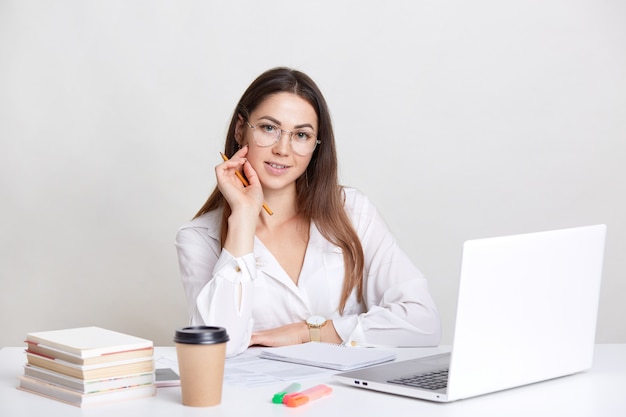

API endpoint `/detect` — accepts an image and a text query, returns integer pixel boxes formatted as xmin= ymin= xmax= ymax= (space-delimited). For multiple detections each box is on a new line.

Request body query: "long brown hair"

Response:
xmin=194 ymin=67 xmax=364 ymax=313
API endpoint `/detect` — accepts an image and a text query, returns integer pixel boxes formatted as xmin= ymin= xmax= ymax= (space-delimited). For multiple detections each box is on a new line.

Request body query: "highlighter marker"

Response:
xmin=284 ymin=384 xmax=332 ymax=407
xmin=272 ymin=382 xmax=301 ymax=404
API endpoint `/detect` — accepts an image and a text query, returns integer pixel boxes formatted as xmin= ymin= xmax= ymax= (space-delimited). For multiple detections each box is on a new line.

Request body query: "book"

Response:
xmin=26 ymin=341 xmax=153 ymax=366
xmin=23 ymin=364 xmax=154 ymax=394
xmin=259 ymin=342 xmax=397 ymax=371
xmin=17 ymin=375 xmax=156 ymax=407
xmin=26 ymin=352 xmax=154 ymax=380
xmin=25 ymin=327 xmax=153 ymax=360
xmin=20 ymin=327 xmax=156 ymax=407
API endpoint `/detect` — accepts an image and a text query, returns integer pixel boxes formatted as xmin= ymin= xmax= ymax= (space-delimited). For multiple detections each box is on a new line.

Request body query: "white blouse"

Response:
xmin=175 ymin=187 xmax=441 ymax=357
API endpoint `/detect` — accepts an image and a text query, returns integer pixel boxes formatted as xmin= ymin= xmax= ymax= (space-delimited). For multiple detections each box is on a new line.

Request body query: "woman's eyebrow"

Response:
xmin=257 ymin=115 xmax=315 ymax=130
xmin=257 ymin=115 xmax=281 ymax=125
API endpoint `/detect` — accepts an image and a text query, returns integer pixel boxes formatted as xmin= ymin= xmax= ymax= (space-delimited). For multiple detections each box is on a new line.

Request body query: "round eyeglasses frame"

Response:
xmin=246 ymin=121 xmax=321 ymax=156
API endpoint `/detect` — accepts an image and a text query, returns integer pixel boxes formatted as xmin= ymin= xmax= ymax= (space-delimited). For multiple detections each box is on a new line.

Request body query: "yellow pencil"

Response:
xmin=220 ymin=152 xmax=273 ymax=216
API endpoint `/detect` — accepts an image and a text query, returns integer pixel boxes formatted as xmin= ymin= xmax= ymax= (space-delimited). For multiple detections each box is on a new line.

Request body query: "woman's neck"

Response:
xmin=257 ymin=186 xmax=301 ymax=230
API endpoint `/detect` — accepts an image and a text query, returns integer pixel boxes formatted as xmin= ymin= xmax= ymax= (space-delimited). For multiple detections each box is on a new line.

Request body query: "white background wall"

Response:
xmin=1 ymin=0 xmax=624 ymax=347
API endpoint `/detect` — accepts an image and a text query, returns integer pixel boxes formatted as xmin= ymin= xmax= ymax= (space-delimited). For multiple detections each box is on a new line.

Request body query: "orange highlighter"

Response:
xmin=283 ymin=384 xmax=332 ymax=407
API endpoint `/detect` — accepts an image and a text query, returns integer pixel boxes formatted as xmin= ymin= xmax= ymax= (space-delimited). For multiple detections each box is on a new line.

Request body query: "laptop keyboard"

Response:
xmin=387 ymin=369 xmax=449 ymax=391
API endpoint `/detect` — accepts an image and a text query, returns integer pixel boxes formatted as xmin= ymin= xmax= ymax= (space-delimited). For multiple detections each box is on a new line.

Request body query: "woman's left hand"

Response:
xmin=250 ymin=322 xmax=309 ymax=347
xmin=249 ymin=321 xmax=342 ymax=347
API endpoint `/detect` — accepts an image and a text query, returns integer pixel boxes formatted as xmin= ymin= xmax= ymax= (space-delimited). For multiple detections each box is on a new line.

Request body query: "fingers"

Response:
xmin=242 ymin=159 xmax=259 ymax=186
xmin=216 ymin=158 xmax=246 ymax=186
xmin=231 ymin=144 xmax=249 ymax=160
xmin=217 ymin=146 xmax=250 ymax=182
xmin=215 ymin=146 xmax=264 ymax=216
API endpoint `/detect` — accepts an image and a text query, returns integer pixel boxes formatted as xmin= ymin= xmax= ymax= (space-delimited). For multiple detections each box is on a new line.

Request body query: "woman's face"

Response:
xmin=235 ymin=92 xmax=318 ymax=195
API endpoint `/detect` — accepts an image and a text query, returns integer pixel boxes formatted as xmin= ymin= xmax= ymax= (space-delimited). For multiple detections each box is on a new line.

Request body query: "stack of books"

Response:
xmin=18 ymin=326 xmax=156 ymax=407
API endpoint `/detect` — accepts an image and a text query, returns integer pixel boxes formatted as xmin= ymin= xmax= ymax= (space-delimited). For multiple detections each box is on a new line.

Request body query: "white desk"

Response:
xmin=1 ymin=345 xmax=625 ymax=416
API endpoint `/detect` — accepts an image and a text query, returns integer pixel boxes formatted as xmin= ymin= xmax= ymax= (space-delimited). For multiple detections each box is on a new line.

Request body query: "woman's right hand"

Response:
xmin=216 ymin=146 xmax=263 ymax=256
xmin=216 ymin=146 xmax=264 ymax=215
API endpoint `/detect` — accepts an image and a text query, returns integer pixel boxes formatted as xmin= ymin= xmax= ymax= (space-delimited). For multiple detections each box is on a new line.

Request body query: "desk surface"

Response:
xmin=1 ymin=345 xmax=625 ymax=416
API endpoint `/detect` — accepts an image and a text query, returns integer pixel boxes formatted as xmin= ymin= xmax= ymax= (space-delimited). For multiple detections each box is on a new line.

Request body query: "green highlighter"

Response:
xmin=272 ymin=383 xmax=302 ymax=404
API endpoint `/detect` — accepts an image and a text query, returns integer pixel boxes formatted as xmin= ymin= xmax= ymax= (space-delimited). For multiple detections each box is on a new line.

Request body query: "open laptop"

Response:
xmin=334 ymin=224 xmax=606 ymax=402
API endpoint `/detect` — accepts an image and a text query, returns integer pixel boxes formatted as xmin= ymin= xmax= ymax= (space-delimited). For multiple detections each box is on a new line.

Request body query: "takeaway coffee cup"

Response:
xmin=174 ymin=326 xmax=230 ymax=407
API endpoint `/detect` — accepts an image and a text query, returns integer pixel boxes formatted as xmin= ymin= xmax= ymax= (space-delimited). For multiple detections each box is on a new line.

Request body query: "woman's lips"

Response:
xmin=265 ymin=161 xmax=290 ymax=174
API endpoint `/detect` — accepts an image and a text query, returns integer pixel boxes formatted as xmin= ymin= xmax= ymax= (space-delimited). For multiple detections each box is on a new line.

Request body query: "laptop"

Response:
xmin=333 ymin=224 xmax=606 ymax=402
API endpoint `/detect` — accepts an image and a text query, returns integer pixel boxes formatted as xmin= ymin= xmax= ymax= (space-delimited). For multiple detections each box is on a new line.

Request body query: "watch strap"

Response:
xmin=309 ymin=326 xmax=322 ymax=342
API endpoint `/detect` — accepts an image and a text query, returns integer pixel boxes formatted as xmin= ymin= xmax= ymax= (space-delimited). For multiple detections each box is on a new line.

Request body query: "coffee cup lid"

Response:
xmin=174 ymin=326 xmax=230 ymax=345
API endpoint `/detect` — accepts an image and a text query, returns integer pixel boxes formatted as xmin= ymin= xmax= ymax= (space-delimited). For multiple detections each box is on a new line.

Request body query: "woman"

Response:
xmin=175 ymin=67 xmax=441 ymax=357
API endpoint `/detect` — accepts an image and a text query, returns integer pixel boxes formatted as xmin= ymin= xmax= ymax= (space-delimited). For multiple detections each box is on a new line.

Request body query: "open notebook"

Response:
xmin=259 ymin=342 xmax=396 ymax=371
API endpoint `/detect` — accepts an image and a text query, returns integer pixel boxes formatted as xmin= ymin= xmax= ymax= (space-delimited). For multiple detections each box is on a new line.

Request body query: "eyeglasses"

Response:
xmin=246 ymin=121 xmax=321 ymax=156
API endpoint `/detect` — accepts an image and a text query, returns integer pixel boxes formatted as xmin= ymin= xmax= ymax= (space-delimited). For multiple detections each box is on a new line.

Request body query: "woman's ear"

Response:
xmin=234 ymin=114 xmax=245 ymax=146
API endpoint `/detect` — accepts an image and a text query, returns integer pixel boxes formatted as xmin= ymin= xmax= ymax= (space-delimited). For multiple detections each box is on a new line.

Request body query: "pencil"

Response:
xmin=220 ymin=152 xmax=273 ymax=216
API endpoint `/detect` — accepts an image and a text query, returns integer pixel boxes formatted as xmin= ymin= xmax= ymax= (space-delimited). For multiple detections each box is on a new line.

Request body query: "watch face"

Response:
xmin=307 ymin=315 xmax=326 ymax=326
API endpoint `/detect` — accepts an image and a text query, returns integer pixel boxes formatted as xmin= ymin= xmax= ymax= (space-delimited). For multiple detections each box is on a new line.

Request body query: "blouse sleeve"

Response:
xmin=175 ymin=220 xmax=256 ymax=357
xmin=332 ymin=189 xmax=442 ymax=347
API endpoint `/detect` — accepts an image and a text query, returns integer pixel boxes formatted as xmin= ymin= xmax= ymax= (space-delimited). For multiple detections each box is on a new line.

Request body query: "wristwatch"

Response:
xmin=306 ymin=315 xmax=328 ymax=342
